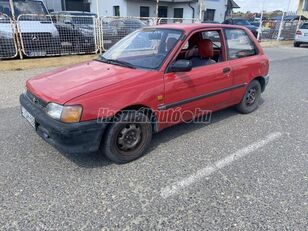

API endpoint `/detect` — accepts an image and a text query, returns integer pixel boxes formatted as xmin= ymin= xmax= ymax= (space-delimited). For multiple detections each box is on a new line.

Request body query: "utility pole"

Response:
xmin=155 ymin=0 xmax=160 ymax=25
xmin=156 ymin=0 xmax=159 ymax=18
xmin=277 ymin=0 xmax=291 ymax=40
xmin=199 ymin=0 xmax=204 ymax=22
xmin=257 ymin=0 xmax=266 ymax=41
xmin=96 ymin=0 xmax=100 ymax=18
xmin=9 ymin=0 xmax=15 ymax=20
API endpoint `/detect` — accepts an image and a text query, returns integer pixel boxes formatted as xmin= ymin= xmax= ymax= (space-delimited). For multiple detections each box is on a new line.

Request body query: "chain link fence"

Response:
xmin=17 ymin=14 xmax=61 ymax=57
xmin=51 ymin=13 xmax=99 ymax=55
xmin=0 ymin=14 xmax=18 ymax=59
xmin=157 ymin=17 xmax=200 ymax=25
xmin=2 ymin=13 xmax=305 ymax=60
xmin=259 ymin=18 xmax=307 ymax=41
xmin=100 ymin=16 xmax=157 ymax=51
xmin=16 ymin=14 xmax=99 ymax=57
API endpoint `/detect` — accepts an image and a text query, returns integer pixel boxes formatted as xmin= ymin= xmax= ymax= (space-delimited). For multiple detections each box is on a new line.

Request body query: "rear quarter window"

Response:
xmin=301 ymin=23 xmax=308 ymax=29
xmin=225 ymin=29 xmax=257 ymax=60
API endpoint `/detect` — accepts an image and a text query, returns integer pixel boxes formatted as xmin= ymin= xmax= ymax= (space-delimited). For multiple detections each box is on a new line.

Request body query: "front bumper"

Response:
xmin=20 ymin=93 xmax=108 ymax=154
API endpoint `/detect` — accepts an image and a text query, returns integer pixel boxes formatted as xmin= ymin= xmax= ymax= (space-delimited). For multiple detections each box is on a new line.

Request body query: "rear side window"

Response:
xmin=225 ymin=29 xmax=257 ymax=60
xmin=301 ymin=23 xmax=308 ymax=29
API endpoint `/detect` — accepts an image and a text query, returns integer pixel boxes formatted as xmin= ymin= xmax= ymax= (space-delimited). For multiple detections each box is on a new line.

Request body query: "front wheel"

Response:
xmin=294 ymin=42 xmax=301 ymax=47
xmin=236 ymin=80 xmax=262 ymax=114
xmin=100 ymin=111 xmax=152 ymax=164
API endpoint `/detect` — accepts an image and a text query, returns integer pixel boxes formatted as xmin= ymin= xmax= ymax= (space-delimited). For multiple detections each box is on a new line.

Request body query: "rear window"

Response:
xmin=300 ymin=23 xmax=308 ymax=29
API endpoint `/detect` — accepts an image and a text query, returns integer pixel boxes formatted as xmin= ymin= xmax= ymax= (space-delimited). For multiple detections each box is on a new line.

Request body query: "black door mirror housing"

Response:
xmin=169 ymin=59 xmax=192 ymax=72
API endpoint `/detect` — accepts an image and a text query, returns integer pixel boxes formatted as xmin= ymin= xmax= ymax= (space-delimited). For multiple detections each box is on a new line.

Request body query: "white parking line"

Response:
xmin=161 ymin=132 xmax=283 ymax=199
xmin=301 ymin=99 xmax=308 ymax=103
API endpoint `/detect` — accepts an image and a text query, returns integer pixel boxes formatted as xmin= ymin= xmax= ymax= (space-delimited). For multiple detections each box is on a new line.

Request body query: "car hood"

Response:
xmin=26 ymin=60 xmax=148 ymax=104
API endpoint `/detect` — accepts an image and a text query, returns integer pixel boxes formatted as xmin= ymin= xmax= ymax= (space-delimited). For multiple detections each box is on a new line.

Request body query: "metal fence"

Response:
xmin=259 ymin=19 xmax=306 ymax=41
xmin=0 ymin=14 xmax=18 ymax=60
xmin=1 ymin=14 xmax=305 ymax=60
xmin=158 ymin=17 xmax=200 ymax=25
xmin=16 ymin=14 xmax=98 ymax=57
xmin=100 ymin=16 xmax=157 ymax=51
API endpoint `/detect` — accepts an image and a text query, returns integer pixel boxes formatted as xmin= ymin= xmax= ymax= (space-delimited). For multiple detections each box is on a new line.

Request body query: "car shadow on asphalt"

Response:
xmin=59 ymin=97 xmax=265 ymax=168
xmin=59 ymin=107 xmax=243 ymax=168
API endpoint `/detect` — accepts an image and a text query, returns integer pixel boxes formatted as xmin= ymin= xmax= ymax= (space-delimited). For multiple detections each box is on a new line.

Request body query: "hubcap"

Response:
xmin=246 ymin=87 xmax=257 ymax=106
xmin=117 ymin=124 xmax=142 ymax=151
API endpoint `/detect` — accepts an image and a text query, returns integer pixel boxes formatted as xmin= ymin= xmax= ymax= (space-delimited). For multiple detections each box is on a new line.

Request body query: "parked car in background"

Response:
xmin=52 ymin=11 xmax=97 ymax=53
xmin=101 ymin=21 xmax=118 ymax=50
xmin=294 ymin=23 xmax=308 ymax=47
xmin=20 ymin=24 xmax=269 ymax=164
xmin=202 ymin=20 xmax=220 ymax=24
xmin=223 ymin=18 xmax=259 ymax=37
xmin=0 ymin=0 xmax=60 ymax=57
xmin=106 ymin=18 xmax=146 ymax=45
xmin=0 ymin=13 xmax=16 ymax=58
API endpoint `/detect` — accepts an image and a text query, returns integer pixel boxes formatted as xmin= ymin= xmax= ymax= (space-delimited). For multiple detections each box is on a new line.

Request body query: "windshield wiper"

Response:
xmin=97 ymin=57 xmax=136 ymax=69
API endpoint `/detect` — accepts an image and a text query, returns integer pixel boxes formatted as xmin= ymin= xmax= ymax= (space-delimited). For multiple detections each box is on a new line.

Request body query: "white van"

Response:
xmin=0 ymin=0 xmax=60 ymax=57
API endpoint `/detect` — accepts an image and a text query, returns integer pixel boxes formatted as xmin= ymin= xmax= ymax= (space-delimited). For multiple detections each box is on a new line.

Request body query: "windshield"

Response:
xmin=99 ymin=28 xmax=182 ymax=70
xmin=71 ymin=16 xmax=95 ymax=25
xmin=234 ymin=20 xmax=251 ymax=26
xmin=70 ymin=13 xmax=96 ymax=25
xmin=14 ymin=1 xmax=47 ymax=16
xmin=301 ymin=23 xmax=308 ymax=29
xmin=0 ymin=0 xmax=11 ymax=17
xmin=0 ymin=0 xmax=48 ymax=18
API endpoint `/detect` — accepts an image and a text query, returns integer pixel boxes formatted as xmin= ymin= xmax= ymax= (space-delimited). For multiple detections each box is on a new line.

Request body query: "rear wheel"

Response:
xmin=236 ymin=80 xmax=262 ymax=114
xmin=294 ymin=42 xmax=301 ymax=47
xmin=101 ymin=111 xmax=152 ymax=164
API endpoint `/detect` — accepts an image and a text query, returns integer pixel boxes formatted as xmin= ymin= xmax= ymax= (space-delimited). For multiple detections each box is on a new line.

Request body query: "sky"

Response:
xmin=234 ymin=0 xmax=299 ymax=13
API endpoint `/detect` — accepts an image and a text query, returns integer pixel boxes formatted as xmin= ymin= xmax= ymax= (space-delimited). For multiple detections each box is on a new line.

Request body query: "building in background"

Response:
xmin=297 ymin=0 xmax=308 ymax=18
xmin=43 ymin=0 xmax=240 ymax=22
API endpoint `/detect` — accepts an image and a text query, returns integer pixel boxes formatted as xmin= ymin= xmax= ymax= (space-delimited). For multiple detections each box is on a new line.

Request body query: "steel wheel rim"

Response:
xmin=246 ymin=87 xmax=257 ymax=106
xmin=116 ymin=123 xmax=142 ymax=152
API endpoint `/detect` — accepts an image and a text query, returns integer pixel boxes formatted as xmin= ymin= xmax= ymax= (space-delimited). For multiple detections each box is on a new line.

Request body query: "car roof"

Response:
xmin=146 ymin=23 xmax=248 ymax=32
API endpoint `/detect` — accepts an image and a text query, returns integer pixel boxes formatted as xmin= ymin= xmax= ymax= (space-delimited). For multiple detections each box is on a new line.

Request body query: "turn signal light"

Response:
xmin=61 ymin=106 xmax=83 ymax=123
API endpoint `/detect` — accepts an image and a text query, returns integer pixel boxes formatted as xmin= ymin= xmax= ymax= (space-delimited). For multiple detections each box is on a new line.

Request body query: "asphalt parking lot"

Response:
xmin=0 ymin=46 xmax=307 ymax=230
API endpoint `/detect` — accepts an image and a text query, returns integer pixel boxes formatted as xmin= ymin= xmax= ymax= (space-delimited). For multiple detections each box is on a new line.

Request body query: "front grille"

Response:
xmin=21 ymin=33 xmax=53 ymax=50
xmin=26 ymin=90 xmax=47 ymax=108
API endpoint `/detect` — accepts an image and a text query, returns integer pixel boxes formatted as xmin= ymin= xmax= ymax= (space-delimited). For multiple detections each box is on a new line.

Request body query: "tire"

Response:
xmin=294 ymin=42 xmax=300 ymax=47
xmin=101 ymin=110 xmax=152 ymax=164
xmin=236 ymin=80 xmax=262 ymax=114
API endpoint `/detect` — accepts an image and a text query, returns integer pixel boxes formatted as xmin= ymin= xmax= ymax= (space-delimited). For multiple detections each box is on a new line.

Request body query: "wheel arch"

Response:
xmin=252 ymin=76 xmax=266 ymax=92
xmin=116 ymin=104 xmax=159 ymax=133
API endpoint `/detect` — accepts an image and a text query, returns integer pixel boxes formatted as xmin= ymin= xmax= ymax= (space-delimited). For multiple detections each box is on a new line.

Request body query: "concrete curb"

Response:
xmin=260 ymin=40 xmax=293 ymax=48
xmin=0 ymin=41 xmax=293 ymax=71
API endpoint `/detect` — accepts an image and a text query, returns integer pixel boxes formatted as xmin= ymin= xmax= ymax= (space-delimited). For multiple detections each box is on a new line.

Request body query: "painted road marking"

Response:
xmin=161 ymin=132 xmax=283 ymax=199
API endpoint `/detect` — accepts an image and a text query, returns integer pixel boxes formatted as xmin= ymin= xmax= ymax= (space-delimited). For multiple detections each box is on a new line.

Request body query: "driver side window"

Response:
xmin=176 ymin=30 xmax=224 ymax=68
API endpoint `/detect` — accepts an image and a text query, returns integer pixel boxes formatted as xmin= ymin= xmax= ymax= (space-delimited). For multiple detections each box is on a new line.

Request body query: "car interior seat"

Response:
xmin=185 ymin=33 xmax=200 ymax=59
xmin=190 ymin=39 xmax=216 ymax=68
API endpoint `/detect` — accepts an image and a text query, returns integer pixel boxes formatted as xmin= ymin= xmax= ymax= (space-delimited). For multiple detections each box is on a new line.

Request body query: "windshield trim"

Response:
xmin=100 ymin=28 xmax=184 ymax=71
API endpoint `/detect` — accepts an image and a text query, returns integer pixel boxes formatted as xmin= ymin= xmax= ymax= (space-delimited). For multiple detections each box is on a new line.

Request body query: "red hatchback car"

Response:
xmin=20 ymin=24 xmax=269 ymax=164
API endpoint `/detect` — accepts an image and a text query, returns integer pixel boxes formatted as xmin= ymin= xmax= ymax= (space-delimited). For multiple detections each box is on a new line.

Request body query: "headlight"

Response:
xmin=46 ymin=103 xmax=83 ymax=123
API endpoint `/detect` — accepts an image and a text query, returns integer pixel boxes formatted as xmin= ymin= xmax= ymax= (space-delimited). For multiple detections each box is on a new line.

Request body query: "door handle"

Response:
xmin=223 ymin=67 xmax=231 ymax=74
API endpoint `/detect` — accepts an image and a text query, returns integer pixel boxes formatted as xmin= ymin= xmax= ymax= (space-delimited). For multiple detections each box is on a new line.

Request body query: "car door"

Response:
xmin=160 ymin=29 xmax=234 ymax=126
xmin=224 ymin=28 xmax=265 ymax=104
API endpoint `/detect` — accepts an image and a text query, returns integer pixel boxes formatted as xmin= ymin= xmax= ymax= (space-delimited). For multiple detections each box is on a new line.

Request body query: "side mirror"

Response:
xmin=169 ymin=59 xmax=192 ymax=72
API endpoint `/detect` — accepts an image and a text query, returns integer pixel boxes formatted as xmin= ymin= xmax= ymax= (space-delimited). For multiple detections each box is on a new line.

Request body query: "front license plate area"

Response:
xmin=21 ymin=106 xmax=36 ymax=128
